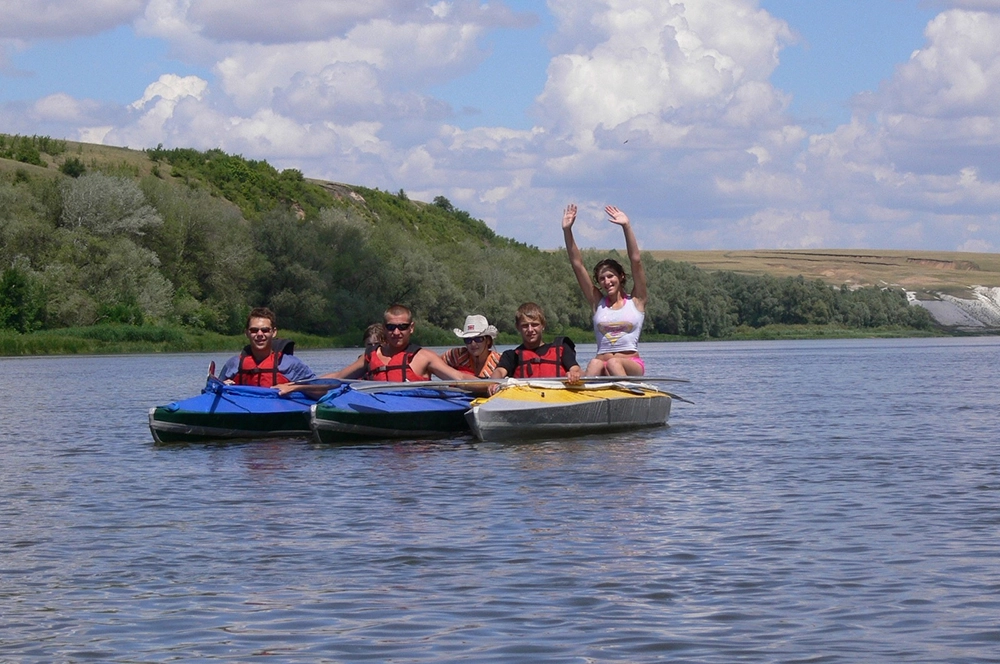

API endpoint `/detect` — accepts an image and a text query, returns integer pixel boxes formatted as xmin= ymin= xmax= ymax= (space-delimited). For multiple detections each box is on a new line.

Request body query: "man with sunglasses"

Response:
xmin=326 ymin=304 xmax=466 ymax=382
xmin=219 ymin=307 xmax=315 ymax=387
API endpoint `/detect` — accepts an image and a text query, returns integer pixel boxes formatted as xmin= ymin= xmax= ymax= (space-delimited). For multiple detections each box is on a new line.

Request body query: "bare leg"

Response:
xmin=605 ymin=356 xmax=644 ymax=377
xmin=585 ymin=358 xmax=607 ymax=376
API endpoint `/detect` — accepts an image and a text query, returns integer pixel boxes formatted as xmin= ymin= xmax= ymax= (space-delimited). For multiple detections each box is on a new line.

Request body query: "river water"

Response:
xmin=1 ymin=338 xmax=998 ymax=662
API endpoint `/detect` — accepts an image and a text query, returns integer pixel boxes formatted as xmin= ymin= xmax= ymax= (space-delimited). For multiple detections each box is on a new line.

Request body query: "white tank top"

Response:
xmin=593 ymin=295 xmax=644 ymax=354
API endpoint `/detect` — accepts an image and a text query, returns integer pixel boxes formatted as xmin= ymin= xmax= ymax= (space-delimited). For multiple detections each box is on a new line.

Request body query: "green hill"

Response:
xmin=0 ymin=133 xmax=945 ymax=354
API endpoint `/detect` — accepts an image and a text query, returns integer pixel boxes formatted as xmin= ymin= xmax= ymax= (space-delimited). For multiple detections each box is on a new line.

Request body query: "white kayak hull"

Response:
xmin=466 ymin=381 xmax=671 ymax=441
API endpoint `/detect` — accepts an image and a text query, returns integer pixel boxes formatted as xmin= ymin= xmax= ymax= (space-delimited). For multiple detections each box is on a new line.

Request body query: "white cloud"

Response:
xmin=80 ymin=126 xmax=114 ymax=143
xmin=131 ymin=74 xmax=208 ymax=110
xmin=734 ymin=208 xmax=866 ymax=249
xmin=872 ymin=10 xmax=1000 ymax=118
xmin=11 ymin=0 xmax=1000 ymax=252
xmin=946 ymin=0 xmax=1000 ymax=9
xmin=957 ymin=238 xmax=994 ymax=252
xmin=537 ymin=0 xmax=793 ymax=143
xmin=0 ymin=0 xmax=143 ymax=39
xmin=769 ymin=7 xmax=1000 ymax=250
xmin=188 ymin=0 xmax=395 ymax=43
xmin=33 ymin=93 xmax=88 ymax=122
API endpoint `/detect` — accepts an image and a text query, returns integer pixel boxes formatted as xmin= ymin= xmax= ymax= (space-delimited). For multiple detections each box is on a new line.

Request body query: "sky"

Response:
xmin=2 ymin=0 xmax=999 ymax=252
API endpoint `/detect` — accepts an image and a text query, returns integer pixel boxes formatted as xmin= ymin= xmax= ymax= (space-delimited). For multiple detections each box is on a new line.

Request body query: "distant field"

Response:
xmin=646 ymin=249 xmax=1000 ymax=296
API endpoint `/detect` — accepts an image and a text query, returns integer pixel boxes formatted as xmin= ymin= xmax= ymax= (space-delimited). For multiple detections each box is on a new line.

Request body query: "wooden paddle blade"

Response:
xmin=208 ymin=361 xmax=216 ymax=378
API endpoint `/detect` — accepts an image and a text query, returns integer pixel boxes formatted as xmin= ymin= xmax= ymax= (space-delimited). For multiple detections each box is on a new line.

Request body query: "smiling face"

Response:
xmin=463 ymin=335 xmax=492 ymax=359
xmin=383 ymin=312 xmax=414 ymax=352
xmin=597 ymin=267 xmax=621 ymax=297
xmin=593 ymin=259 xmax=627 ymax=299
xmin=245 ymin=316 xmax=276 ymax=358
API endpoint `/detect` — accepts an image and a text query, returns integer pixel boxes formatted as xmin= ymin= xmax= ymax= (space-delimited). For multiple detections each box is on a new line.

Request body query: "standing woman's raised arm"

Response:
xmin=605 ymin=205 xmax=648 ymax=310
xmin=562 ymin=204 xmax=602 ymax=309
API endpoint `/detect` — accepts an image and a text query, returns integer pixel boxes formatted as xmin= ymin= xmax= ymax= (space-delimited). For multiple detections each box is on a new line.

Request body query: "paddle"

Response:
xmin=205 ymin=361 xmax=227 ymax=389
xmin=576 ymin=375 xmax=689 ymax=384
xmin=345 ymin=377 xmax=694 ymax=405
xmin=345 ymin=375 xmax=688 ymax=390
xmin=655 ymin=390 xmax=694 ymax=404
xmin=348 ymin=378 xmax=500 ymax=393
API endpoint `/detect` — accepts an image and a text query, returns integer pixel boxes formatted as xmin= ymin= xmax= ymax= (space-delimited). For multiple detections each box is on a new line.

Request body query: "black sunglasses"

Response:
xmin=463 ymin=336 xmax=486 ymax=344
xmin=248 ymin=326 xmax=273 ymax=334
xmin=385 ymin=323 xmax=412 ymax=332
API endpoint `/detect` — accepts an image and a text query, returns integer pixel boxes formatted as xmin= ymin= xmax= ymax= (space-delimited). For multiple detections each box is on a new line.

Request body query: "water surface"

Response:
xmin=1 ymin=338 xmax=999 ymax=662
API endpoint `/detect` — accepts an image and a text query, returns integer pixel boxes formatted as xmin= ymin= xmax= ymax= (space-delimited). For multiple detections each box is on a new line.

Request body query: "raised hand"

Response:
xmin=605 ymin=205 xmax=629 ymax=226
xmin=562 ymin=203 xmax=578 ymax=229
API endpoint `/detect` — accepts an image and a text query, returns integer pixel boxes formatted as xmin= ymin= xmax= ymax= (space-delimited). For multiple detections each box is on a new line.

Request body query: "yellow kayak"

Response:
xmin=465 ymin=379 xmax=672 ymax=441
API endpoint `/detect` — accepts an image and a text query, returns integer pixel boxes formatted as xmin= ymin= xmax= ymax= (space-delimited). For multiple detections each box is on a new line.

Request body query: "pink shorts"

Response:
xmin=598 ymin=354 xmax=644 ymax=373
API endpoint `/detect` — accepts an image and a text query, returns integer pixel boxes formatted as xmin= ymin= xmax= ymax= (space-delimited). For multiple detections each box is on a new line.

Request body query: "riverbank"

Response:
xmin=0 ymin=322 xmax=954 ymax=357
xmin=0 ymin=325 xmax=349 ymax=356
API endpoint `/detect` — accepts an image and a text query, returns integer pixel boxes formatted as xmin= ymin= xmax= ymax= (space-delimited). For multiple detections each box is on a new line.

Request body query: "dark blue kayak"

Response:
xmin=148 ymin=377 xmax=337 ymax=443
xmin=310 ymin=383 xmax=475 ymax=443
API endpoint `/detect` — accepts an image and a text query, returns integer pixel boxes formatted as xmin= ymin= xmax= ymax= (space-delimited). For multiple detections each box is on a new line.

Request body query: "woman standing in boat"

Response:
xmin=562 ymin=204 xmax=648 ymax=377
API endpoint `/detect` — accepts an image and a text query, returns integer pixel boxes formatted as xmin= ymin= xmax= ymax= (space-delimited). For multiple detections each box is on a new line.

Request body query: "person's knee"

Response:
xmin=605 ymin=357 xmax=627 ymax=375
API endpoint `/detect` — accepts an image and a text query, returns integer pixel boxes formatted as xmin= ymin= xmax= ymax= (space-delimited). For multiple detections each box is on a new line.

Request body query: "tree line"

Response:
xmin=0 ymin=139 xmax=934 ymax=341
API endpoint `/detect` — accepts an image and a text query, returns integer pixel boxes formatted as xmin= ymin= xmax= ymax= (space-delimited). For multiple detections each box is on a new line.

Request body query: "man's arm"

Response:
xmin=561 ymin=343 xmax=582 ymax=384
xmin=280 ymin=355 xmax=316 ymax=382
xmin=322 ymin=355 xmax=367 ymax=380
xmin=218 ymin=355 xmax=240 ymax=383
xmin=490 ymin=349 xmax=517 ymax=379
xmin=417 ymin=349 xmax=468 ymax=381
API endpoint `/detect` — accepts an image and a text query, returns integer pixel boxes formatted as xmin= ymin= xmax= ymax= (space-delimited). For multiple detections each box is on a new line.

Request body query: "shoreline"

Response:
xmin=0 ymin=323 xmax=972 ymax=358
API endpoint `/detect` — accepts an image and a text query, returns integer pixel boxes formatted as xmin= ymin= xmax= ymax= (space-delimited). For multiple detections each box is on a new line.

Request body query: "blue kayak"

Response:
xmin=310 ymin=383 xmax=475 ymax=443
xmin=148 ymin=377 xmax=332 ymax=443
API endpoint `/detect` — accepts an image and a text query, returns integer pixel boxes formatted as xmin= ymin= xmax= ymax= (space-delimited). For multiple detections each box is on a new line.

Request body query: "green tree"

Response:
xmin=59 ymin=157 xmax=86 ymax=178
xmin=0 ymin=263 xmax=44 ymax=332
xmin=140 ymin=177 xmax=255 ymax=332
xmin=60 ymin=173 xmax=162 ymax=236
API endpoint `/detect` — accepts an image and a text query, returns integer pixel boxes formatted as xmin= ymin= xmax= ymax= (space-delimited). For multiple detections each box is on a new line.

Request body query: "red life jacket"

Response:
xmin=364 ymin=343 xmax=427 ymax=382
xmin=512 ymin=338 xmax=569 ymax=378
xmin=235 ymin=349 xmax=290 ymax=387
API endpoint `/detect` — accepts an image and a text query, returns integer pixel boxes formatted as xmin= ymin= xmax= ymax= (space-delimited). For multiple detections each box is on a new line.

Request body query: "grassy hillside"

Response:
xmin=0 ymin=134 xmax=972 ymax=353
xmin=5 ymin=136 xmax=992 ymax=292
xmin=648 ymin=249 xmax=1000 ymax=297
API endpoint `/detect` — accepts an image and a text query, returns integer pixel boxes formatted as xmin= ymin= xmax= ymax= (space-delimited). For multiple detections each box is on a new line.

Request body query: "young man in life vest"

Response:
xmin=325 ymin=304 xmax=467 ymax=382
xmin=490 ymin=302 xmax=582 ymax=384
xmin=219 ymin=307 xmax=316 ymax=387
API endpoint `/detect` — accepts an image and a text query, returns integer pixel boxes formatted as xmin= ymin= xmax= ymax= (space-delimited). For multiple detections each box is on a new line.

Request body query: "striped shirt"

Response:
xmin=442 ymin=346 xmax=501 ymax=378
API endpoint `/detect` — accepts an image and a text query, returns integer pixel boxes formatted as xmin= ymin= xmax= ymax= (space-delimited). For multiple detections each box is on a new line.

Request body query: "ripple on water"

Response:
xmin=2 ymin=340 xmax=1000 ymax=661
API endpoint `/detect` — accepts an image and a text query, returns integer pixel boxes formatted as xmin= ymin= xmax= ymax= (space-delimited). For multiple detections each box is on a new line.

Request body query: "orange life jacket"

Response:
xmin=364 ymin=343 xmax=427 ymax=382
xmin=235 ymin=349 xmax=290 ymax=387
xmin=512 ymin=338 xmax=570 ymax=378
xmin=443 ymin=347 xmax=501 ymax=379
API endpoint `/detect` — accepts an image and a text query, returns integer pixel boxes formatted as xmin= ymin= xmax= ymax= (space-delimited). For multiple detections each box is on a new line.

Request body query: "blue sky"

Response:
xmin=2 ymin=0 xmax=998 ymax=252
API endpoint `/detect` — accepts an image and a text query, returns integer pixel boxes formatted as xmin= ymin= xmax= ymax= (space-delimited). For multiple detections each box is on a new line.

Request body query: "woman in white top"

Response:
xmin=562 ymin=204 xmax=648 ymax=376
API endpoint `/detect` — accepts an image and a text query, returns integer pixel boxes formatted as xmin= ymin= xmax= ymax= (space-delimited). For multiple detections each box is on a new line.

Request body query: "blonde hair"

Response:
xmin=515 ymin=302 xmax=546 ymax=328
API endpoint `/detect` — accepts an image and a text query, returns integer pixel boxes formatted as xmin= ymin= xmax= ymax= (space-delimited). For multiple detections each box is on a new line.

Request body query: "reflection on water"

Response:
xmin=1 ymin=338 xmax=999 ymax=662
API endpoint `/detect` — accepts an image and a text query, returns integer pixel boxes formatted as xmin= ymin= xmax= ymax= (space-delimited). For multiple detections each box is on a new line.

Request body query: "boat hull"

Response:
xmin=311 ymin=384 xmax=474 ymax=443
xmin=149 ymin=381 xmax=317 ymax=443
xmin=466 ymin=382 xmax=671 ymax=441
